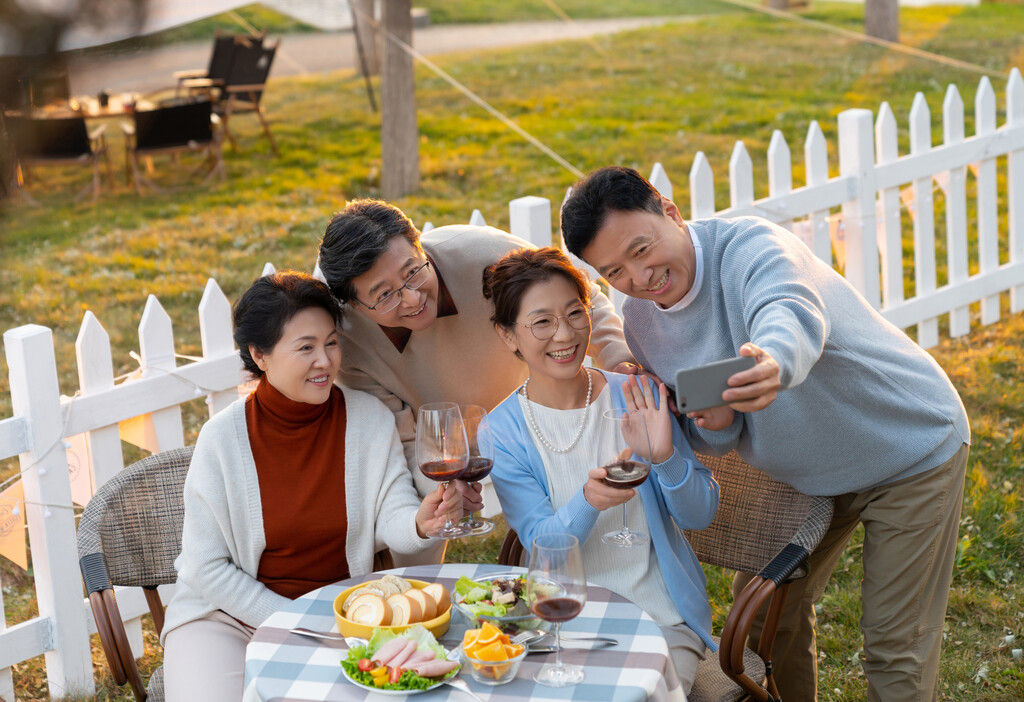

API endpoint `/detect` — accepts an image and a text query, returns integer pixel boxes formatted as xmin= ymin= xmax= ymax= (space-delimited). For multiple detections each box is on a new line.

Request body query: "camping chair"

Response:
xmin=215 ymin=40 xmax=280 ymax=156
xmin=5 ymin=113 xmax=113 ymax=203
xmin=498 ymin=451 xmax=833 ymax=702
xmin=174 ymin=30 xmax=265 ymax=96
xmin=77 ymin=446 xmax=195 ymax=702
xmin=121 ymin=95 xmax=224 ymax=194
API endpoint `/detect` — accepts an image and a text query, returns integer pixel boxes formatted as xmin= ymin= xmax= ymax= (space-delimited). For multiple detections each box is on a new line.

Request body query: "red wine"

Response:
xmin=601 ymin=460 xmax=650 ymax=489
xmin=419 ymin=459 xmax=466 ymax=482
xmin=532 ymin=597 xmax=583 ymax=623
xmin=460 ymin=457 xmax=493 ymax=482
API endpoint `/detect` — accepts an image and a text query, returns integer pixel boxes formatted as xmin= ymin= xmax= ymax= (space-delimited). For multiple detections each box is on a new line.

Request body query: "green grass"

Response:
xmin=2 ymin=1 xmax=1024 ymax=699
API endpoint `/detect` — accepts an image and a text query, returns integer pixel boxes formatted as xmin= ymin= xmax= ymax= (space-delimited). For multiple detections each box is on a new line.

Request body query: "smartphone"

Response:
xmin=674 ymin=356 xmax=756 ymax=413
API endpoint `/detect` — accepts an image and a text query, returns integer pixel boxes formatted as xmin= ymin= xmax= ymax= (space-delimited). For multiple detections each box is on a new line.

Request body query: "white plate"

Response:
xmin=341 ymin=666 xmax=447 ymax=696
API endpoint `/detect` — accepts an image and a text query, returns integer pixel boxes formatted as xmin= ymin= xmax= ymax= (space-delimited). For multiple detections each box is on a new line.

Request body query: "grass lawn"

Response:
xmin=1 ymin=1 xmax=1023 ymax=700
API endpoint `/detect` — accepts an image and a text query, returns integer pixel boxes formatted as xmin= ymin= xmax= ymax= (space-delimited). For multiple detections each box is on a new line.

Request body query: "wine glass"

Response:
xmin=528 ymin=533 xmax=587 ymax=687
xmin=416 ymin=402 xmax=471 ymax=539
xmin=458 ymin=404 xmax=495 ymax=535
xmin=598 ymin=408 xmax=651 ymax=548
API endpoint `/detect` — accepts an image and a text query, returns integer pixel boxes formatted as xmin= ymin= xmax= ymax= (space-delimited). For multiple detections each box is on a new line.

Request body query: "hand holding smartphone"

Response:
xmin=673 ymin=356 xmax=757 ymax=413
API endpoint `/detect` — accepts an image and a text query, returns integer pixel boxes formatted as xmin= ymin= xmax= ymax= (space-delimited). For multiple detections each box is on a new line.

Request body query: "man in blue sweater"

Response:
xmin=560 ymin=166 xmax=970 ymax=702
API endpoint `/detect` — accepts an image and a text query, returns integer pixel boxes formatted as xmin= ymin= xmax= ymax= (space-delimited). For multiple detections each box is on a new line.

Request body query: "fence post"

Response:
xmin=509 ymin=196 xmax=553 ymax=248
xmin=1008 ymin=68 xmax=1024 ymax=313
xmin=837 ymin=108 xmax=881 ymax=310
xmin=875 ymin=103 xmax=904 ymax=308
xmin=76 ymin=311 xmax=124 ymax=491
xmin=139 ymin=296 xmax=185 ymax=451
xmin=689 ymin=152 xmax=715 ymax=220
xmin=909 ymin=94 xmax=939 ymax=347
xmin=469 ymin=209 xmax=487 ymax=227
xmin=804 ymin=121 xmax=832 ymax=264
xmin=4 ymin=325 xmax=95 ymax=698
xmin=729 ymin=141 xmax=754 ymax=210
xmin=0 ymin=569 xmax=13 ymax=701
xmin=943 ymin=84 xmax=970 ymax=338
xmin=649 ymin=162 xmax=673 ymax=202
xmin=975 ymin=77 xmax=1000 ymax=325
xmin=199 ymin=279 xmax=240 ymax=417
xmin=767 ymin=130 xmax=793 ymax=230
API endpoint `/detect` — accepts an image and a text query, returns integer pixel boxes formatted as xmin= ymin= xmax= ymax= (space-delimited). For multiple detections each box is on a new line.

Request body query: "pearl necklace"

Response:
xmin=521 ymin=368 xmax=593 ymax=454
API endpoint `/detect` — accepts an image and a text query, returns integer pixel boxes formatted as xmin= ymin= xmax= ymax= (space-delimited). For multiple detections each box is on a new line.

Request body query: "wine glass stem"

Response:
xmin=620 ymin=503 xmax=629 ymax=535
xmin=441 ymin=480 xmax=455 ymax=529
xmin=553 ymin=621 xmax=563 ymax=669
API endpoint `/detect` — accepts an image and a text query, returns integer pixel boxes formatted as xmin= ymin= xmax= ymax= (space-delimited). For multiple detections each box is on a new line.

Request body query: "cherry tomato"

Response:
xmin=370 ymin=666 xmax=388 ymax=679
xmin=357 ymin=658 xmax=374 ymax=672
xmin=389 ymin=666 xmax=403 ymax=684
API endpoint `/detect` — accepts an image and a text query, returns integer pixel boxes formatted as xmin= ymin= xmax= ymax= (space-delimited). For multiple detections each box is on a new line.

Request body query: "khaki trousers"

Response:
xmin=661 ymin=622 xmax=707 ymax=694
xmin=164 ymin=610 xmax=255 ymax=702
xmin=733 ymin=443 xmax=968 ymax=702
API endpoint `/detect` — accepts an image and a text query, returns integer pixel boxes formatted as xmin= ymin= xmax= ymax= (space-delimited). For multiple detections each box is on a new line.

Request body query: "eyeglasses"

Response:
xmin=518 ymin=306 xmax=592 ymax=340
xmin=355 ymin=260 xmax=432 ymax=314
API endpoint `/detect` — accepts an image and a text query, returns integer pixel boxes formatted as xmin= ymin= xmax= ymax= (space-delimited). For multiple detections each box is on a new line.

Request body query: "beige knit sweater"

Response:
xmin=337 ymin=224 xmax=634 ymax=495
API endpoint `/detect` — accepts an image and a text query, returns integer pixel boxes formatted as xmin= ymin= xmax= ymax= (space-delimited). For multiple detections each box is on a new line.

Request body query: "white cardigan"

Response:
xmin=162 ymin=386 xmax=433 ymax=640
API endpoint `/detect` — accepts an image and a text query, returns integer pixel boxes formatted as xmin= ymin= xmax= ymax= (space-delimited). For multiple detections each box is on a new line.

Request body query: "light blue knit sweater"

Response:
xmin=623 ymin=217 xmax=969 ymax=496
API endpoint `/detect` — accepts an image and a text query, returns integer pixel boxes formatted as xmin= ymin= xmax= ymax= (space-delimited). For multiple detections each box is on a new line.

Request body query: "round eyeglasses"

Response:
xmin=518 ymin=306 xmax=592 ymax=340
xmin=355 ymin=260 xmax=432 ymax=314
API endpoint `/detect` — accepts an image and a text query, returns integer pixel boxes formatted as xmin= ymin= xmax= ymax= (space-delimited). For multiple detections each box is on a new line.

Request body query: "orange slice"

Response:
xmin=504 ymin=643 xmax=524 ymax=657
xmin=473 ymin=641 xmax=509 ymax=663
xmin=463 ymin=627 xmax=482 ymax=650
xmin=476 ymin=621 xmax=503 ymax=647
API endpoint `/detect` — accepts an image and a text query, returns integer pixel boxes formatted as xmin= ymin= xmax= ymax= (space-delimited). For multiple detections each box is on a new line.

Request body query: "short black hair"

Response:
xmin=232 ymin=271 xmax=342 ymax=377
xmin=560 ymin=166 xmax=664 ymax=258
xmin=318 ymin=199 xmax=420 ymax=303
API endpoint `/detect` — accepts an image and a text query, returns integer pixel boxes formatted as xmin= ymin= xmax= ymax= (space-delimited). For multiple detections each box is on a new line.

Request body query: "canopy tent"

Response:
xmin=1 ymin=0 xmax=353 ymax=54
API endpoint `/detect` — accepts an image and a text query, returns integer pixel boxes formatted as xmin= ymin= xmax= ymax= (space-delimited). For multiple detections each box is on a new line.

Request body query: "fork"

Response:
xmin=441 ymin=677 xmax=487 ymax=702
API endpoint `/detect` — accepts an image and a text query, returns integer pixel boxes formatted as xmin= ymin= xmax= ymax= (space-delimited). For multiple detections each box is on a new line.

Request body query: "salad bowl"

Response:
xmin=449 ymin=571 xmax=551 ymax=634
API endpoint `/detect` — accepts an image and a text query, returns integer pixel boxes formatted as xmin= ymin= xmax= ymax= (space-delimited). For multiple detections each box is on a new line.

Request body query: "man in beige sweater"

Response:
xmin=318 ymin=200 xmax=638 ymax=562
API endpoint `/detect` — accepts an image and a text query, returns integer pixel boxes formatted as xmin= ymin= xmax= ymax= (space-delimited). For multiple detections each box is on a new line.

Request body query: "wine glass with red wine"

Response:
xmin=527 ymin=533 xmax=587 ymax=687
xmin=416 ymin=402 xmax=470 ymax=539
xmin=458 ymin=404 xmax=495 ymax=535
xmin=599 ymin=408 xmax=651 ymax=548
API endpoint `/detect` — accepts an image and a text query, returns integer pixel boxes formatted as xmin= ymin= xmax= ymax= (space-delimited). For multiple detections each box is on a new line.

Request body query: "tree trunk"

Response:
xmin=767 ymin=0 xmax=789 ymax=10
xmin=865 ymin=0 xmax=899 ymax=43
xmin=381 ymin=0 xmax=419 ymax=198
xmin=352 ymin=0 xmax=379 ymax=76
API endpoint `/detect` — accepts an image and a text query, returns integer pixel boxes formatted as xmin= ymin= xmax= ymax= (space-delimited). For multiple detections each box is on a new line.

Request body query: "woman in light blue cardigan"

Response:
xmin=481 ymin=247 xmax=723 ymax=693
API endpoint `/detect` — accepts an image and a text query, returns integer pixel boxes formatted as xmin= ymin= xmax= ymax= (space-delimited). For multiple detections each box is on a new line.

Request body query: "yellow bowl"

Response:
xmin=333 ymin=578 xmax=451 ymax=640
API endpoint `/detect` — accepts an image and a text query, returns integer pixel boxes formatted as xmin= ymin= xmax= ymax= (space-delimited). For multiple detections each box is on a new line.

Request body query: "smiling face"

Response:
xmin=250 ymin=307 xmax=341 ymax=405
xmin=499 ymin=275 xmax=592 ymax=384
xmin=581 ymin=197 xmax=697 ymax=309
xmin=349 ymin=236 xmax=440 ymax=331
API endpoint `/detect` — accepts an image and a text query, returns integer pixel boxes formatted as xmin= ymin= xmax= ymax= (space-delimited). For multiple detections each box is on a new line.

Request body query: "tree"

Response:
xmin=865 ymin=0 xmax=899 ymax=42
xmin=380 ymin=0 xmax=419 ymax=198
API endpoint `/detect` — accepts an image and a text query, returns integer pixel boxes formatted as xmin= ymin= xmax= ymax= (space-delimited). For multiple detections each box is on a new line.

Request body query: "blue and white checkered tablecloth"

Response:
xmin=244 ymin=563 xmax=686 ymax=702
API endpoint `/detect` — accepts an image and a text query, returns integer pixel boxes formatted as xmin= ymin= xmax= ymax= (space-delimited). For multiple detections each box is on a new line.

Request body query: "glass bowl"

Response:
xmin=459 ymin=641 xmax=527 ymax=686
xmin=449 ymin=571 xmax=551 ymax=635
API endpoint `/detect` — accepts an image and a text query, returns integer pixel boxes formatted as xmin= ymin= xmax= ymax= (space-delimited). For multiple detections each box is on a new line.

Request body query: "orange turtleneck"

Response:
xmin=245 ymin=376 xmax=350 ymax=599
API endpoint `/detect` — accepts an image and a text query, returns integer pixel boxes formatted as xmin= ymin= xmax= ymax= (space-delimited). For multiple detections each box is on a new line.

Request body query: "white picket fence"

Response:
xmin=1 ymin=69 xmax=1023 ymax=699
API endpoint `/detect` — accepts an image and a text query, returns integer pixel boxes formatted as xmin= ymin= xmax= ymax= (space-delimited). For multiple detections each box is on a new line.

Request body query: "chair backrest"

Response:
xmin=133 ymin=99 xmax=213 ymax=151
xmin=77 ymin=446 xmax=194 ymax=592
xmin=223 ymin=42 xmax=277 ymax=104
xmin=6 ymin=115 xmax=92 ymax=159
xmin=684 ymin=452 xmax=832 ymax=575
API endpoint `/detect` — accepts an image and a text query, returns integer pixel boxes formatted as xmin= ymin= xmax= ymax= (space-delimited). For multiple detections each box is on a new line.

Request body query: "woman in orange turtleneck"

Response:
xmin=161 ymin=272 xmax=473 ymax=702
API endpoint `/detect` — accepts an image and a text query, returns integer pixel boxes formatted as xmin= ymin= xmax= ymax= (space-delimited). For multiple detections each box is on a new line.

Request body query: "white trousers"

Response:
xmin=164 ymin=610 xmax=255 ymax=702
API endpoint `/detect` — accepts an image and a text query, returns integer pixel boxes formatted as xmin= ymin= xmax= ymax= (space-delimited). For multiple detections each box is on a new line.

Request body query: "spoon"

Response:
xmin=289 ymin=628 xmax=366 ymax=647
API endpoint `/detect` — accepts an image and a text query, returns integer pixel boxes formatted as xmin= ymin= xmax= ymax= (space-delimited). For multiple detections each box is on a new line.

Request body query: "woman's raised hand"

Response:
xmin=414 ymin=483 xmax=465 ymax=538
xmin=622 ymin=375 xmax=674 ymax=465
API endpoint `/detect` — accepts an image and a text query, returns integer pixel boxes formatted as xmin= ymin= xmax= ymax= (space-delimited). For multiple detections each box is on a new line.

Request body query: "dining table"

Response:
xmin=243 ymin=563 xmax=686 ymax=702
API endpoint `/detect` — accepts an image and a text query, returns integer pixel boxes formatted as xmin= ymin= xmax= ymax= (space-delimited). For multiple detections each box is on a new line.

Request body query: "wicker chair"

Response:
xmin=78 ymin=445 xmax=396 ymax=701
xmin=77 ymin=446 xmax=195 ymax=702
xmin=498 ymin=451 xmax=833 ymax=702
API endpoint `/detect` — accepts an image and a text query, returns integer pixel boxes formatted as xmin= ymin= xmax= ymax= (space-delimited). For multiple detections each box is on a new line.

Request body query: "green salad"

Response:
xmin=340 ymin=625 xmax=459 ymax=692
xmin=453 ymin=574 xmax=528 ymax=619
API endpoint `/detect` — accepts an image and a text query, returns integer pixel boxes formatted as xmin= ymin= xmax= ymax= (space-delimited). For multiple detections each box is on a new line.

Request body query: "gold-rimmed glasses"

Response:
xmin=517 ymin=305 xmax=592 ymax=340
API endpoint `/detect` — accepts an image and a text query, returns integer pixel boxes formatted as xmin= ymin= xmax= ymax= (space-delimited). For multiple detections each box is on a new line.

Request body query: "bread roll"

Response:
xmin=346 ymin=594 xmax=391 ymax=626
xmin=405 ymin=588 xmax=436 ymax=620
xmin=385 ymin=593 xmax=424 ymax=625
xmin=421 ymin=583 xmax=450 ymax=615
